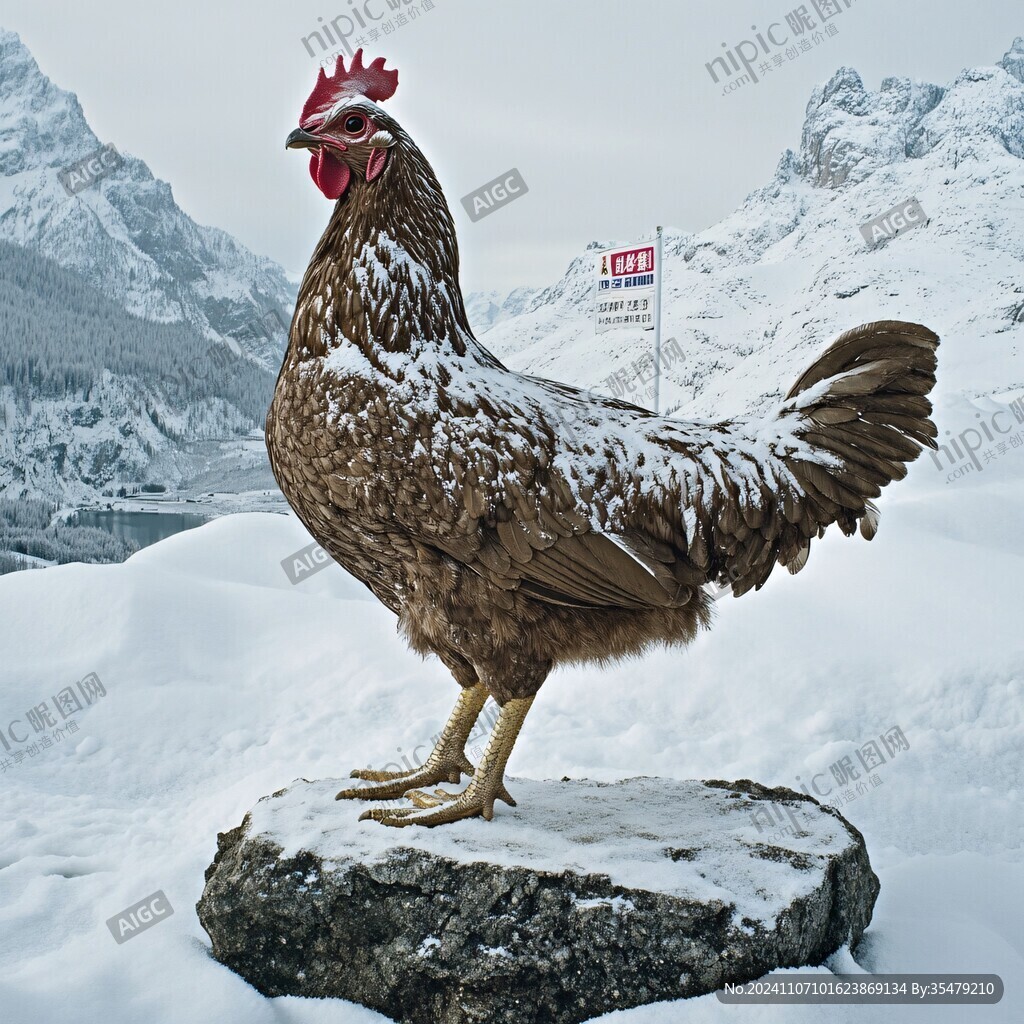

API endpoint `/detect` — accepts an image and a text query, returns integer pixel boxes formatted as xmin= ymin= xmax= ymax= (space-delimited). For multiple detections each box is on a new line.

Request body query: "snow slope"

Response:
xmin=0 ymin=442 xmax=1020 ymax=1022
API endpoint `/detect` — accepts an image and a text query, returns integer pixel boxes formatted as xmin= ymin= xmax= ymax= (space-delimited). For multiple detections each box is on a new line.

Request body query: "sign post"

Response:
xmin=653 ymin=225 xmax=663 ymax=414
xmin=594 ymin=231 xmax=663 ymax=412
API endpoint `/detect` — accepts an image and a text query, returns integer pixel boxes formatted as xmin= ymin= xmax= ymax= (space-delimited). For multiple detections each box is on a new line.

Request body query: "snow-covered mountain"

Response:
xmin=4 ymin=31 xmax=1024 ymax=509
xmin=0 ymin=28 xmax=299 ymax=503
xmin=464 ymin=286 xmax=541 ymax=334
xmin=0 ymin=29 xmax=294 ymax=368
xmin=480 ymin=40 xmax=1024 ymax=438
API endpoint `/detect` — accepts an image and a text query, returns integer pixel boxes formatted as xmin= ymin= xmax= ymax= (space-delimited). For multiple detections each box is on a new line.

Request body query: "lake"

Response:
xmin=71 ymin=510 xmax=209 ymax=549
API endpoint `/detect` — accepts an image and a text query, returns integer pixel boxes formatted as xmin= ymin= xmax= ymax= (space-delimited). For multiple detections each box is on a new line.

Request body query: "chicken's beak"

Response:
xmin=285 ymin=128 xmax=322 ymax=151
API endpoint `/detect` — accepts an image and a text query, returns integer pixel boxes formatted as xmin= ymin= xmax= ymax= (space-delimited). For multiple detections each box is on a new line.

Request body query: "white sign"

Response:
xmin=595 ymin=242 xmax=657 ymax=334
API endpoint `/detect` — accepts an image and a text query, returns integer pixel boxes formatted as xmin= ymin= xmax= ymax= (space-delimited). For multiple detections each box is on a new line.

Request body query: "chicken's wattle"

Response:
xmin=309 ymin=148 xmax=350 ymax=200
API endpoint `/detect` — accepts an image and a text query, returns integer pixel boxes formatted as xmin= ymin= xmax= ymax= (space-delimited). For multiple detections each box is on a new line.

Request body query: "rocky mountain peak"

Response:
xmin=794 ymin=40 xmax=1024 ymax=190
xmin=0 ymin=27 xmax=294 ymax=368
xmin=998 ymin=35 xmax=1024 ymax=83
xmin=0 ymin=29 xmax=98 ymax=175
xmin=796 ymin=68 xmax=943 ymax=188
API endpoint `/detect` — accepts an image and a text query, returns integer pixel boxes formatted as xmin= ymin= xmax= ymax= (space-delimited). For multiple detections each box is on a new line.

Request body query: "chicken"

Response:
xmin=267 ymin=52 xmax=939 ymax=827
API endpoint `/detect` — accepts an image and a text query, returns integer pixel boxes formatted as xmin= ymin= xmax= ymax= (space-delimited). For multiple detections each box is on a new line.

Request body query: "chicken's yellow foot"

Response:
xmin=335 ymin=682 xmax=488 ymax=801
xmin=360 ymin=694 xmax=534 ymax=827
xmin=405 ymin=781 xmax=516 ymax=808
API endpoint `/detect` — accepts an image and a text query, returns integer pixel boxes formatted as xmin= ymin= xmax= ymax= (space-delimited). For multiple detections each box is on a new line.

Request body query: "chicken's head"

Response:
xmin=285 ymin=50 xmax=399 ymax=201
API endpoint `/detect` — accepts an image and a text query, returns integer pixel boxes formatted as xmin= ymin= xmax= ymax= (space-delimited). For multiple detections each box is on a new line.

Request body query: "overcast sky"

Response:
xmin=4 ymin=0 xmax=1021 ymax=293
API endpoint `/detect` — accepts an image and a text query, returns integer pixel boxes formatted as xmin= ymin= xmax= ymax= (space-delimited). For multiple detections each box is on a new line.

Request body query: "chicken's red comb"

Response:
xmin=301 ymin=49 xmax=399 ymax=126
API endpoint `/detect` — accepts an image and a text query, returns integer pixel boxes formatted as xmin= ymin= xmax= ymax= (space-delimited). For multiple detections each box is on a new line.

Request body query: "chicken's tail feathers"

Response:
xmin=778 ymin=319 xmax=939 ymax=552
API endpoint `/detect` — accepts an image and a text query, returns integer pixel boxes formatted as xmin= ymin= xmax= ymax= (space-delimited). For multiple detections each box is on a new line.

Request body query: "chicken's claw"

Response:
xmin=335 ymin=753 xmax=474 ymax=801
xmin=336 ymin=683 xmax=488 ymax=800
xmin=404 ymin=786 xmax=458 ymax=808
xmin=359 ymin=778 xmax=516 ymax=827
xmin=354 ymin=694 xmax=533 ymax=828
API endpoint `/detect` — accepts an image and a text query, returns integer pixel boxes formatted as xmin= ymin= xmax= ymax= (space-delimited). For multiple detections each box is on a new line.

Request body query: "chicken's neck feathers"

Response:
xmin=290 ymin=131 xmax=490 ymax=376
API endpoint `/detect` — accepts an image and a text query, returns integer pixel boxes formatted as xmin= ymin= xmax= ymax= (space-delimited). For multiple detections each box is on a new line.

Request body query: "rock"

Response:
xmin=998 ymin=36 xmax=1024 ymax=85
xmin=197 ymin=777 xmax=879 ymax=1024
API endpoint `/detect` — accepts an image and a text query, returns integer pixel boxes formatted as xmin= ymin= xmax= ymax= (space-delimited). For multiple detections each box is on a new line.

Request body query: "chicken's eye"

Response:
xmin=343 ymin=114 xmax=366 ymax=135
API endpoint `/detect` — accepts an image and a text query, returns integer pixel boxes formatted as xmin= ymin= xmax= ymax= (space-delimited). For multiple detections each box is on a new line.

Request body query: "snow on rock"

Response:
xmin=196 ymin=776 xmax=878 ymax=1023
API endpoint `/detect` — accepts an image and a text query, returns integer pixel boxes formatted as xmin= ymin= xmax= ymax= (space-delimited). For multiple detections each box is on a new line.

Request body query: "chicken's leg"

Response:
xmin=335 ymin=682 xmax=488 ymax=801
xmin=360 ymin=694 xmax=534 ymax=827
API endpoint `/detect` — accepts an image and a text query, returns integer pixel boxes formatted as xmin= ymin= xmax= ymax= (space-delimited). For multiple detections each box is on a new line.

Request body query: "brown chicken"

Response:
xmin=267 ymin=52 xmax=939 ymax=827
